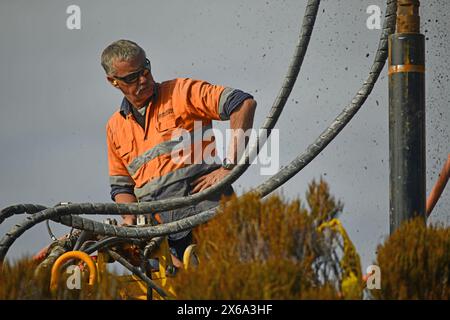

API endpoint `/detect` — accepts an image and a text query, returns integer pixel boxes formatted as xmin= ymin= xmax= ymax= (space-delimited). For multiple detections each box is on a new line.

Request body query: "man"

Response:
xmin=102 ymin=39 xmax=256 ymax=266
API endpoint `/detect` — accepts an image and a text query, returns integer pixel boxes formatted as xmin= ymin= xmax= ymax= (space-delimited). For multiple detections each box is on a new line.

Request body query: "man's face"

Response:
xmin=107 ymin=54 xmax=155 ymax=108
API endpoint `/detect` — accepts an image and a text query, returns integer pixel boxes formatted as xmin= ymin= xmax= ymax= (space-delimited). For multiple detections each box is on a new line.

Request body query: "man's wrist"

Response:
xmin=121 ymin=215 xmax=136 ymax=225
xmin=222 ymin=157 xmax=236 ymax=170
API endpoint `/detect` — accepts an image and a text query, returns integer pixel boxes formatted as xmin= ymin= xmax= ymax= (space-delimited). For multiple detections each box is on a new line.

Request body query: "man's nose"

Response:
xmin=138 ymin=72 xmax=148 ymax=85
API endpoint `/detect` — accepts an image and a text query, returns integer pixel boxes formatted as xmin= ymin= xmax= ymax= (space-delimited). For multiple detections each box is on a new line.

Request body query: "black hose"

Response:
xmin=73 ymin=230 xmax=90 ymax=251
xmin=83 ymin=237 xmax=139 ymax=255
xmin=78 ymin=240 xmax=97 ymax=253
xmin=0 ymin=204 xmax=47 ymax=225
xmin=45 ymin=220 xmax=57 ymax=241
xmin=143 ymin=237 xmax=164 ymax=259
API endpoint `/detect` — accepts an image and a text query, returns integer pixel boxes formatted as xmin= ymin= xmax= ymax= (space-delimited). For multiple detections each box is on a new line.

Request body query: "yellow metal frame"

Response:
xmin=116 ymin=239 xmax=199 ymax=299
xmin=117 ymin=237 xmax=177 ymax=300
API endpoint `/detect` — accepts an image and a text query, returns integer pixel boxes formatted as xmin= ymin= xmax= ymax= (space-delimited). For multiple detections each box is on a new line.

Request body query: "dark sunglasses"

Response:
xmin=114 ymin=59 xmax=151 ymax=84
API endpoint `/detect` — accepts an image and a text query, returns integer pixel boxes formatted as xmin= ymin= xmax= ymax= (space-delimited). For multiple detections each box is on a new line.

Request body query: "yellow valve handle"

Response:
xmin=50 ymin=251 xmax=97 ymax=293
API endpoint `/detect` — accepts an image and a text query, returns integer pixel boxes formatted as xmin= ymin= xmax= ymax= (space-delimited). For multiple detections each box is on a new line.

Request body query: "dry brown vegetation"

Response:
xmin=373 ymin=217 xmax=450 ymax=300
xmin=1 ymin=179 xmax=448 ymax=300
xmin=172 ymin=179 xmax=353 ymax=299
xmin=0 ymin=256 xmax=121 ymax=299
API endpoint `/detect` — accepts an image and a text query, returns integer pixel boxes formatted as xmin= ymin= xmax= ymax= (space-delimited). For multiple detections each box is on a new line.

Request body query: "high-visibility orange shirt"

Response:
xmin=106 ymin=78 xmax=239 ymax=201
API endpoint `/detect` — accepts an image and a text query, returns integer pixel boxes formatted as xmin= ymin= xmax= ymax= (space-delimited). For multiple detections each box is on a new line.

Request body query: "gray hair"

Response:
xmin=101 ymin=39 xmax=146 ymax=75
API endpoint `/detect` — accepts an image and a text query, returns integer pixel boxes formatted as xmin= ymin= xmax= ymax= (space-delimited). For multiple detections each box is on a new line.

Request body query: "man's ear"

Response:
xmin=107 ymin=76 xmax=119 ymax=88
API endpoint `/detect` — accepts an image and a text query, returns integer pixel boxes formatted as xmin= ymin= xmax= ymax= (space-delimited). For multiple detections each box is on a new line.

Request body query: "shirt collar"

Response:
xmin=119 ymin=83 xmax=159 ymax=117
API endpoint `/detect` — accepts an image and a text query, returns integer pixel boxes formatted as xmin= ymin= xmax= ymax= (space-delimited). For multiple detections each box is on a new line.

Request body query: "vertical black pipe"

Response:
xmin=388 ymin=29 xmax=426 ymax=233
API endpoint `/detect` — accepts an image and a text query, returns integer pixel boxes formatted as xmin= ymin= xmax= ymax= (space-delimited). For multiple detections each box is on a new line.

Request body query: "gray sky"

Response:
xmin=0 ymin=0 xmax=448 ymax=270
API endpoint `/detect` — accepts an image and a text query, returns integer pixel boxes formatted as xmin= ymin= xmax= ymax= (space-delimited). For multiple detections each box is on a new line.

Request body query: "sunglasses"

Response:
xmin=113 ymin=59 xmax=151 ymax=84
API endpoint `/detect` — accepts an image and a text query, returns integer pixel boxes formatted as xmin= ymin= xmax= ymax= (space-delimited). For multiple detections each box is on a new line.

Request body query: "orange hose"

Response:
xmin=426 ymin=154 xmax=450 ymax=216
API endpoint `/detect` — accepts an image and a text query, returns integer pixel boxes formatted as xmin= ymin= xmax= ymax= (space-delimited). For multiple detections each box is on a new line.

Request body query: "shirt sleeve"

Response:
xmin=106 ymin=123 xmax=135 ymax=201
xmin=176 ymin=78 xmax=225 ymax=121
xmin=176 ymin=78 xmax=254 ymax=121
xmin=110 ymin=185 xmax=135 ymax=201
xmin=219 ymin=89 xmax=254 ymax=120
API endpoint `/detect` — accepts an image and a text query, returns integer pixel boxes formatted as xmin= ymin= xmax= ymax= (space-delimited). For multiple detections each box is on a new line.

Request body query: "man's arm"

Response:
xmin=190 ymin=98 xmax=256 ymax=193
xmin=114 ymin=193 xmax=138 ymax=225
xmin=227 ymin=98 xmax=257 ymax=164
xmin=106 ymin=123 xmax=138 ymax=225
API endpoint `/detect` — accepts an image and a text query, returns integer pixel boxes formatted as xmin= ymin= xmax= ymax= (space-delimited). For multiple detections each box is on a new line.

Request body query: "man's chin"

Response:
xmin=140 ymin=92 xmax=153 ymax=102
xmin=130 ymin=91 xmax=151 ymax=103
xmin=137 ymin=84 xmax=154 ymax=98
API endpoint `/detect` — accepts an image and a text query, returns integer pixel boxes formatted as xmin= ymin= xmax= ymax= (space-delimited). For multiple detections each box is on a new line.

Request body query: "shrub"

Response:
xmin=372 ymin=217 xmax=450 ymax=299
xmin=172 ymin=179 xmax=360 ymax=299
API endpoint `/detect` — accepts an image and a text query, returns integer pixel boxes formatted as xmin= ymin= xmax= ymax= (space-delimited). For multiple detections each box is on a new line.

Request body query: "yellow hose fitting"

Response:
xmin=50 ymin=251 xmax=97 ymax=293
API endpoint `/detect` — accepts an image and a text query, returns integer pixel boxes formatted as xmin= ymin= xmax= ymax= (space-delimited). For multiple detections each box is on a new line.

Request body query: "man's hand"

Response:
xmin=190 ymin=167 xmax=232 ymax=193
xmin=121 ymin=215 xmax=136 ymax=226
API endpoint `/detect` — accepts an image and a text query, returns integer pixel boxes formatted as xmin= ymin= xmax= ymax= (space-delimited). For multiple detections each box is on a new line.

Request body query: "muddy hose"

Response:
xmin=0 ymin=204 xmax=47 ymax=225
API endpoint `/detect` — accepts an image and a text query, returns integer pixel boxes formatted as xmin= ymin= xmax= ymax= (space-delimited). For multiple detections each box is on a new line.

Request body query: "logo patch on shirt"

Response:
xmin=158 ymin=108 xmax=174 ymax=118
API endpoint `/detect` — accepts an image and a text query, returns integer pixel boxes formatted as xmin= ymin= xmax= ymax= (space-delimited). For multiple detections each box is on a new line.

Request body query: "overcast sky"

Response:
xmin=0 ymin=0 xmax=448 ymax=270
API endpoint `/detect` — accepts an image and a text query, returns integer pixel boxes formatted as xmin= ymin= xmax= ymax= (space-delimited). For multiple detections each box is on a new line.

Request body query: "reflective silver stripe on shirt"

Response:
xmin=109 ymin=175 xmax=135 ymax=186
xmin=218 ymin=87 xmax=234 ymax=120
xmin=126 ymin=139 xmax=183 ymax=176
xmin=126 ymin=123 xmax=213 ymax=176
xmin=134 ymin=162 xmax=220 ymax=200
